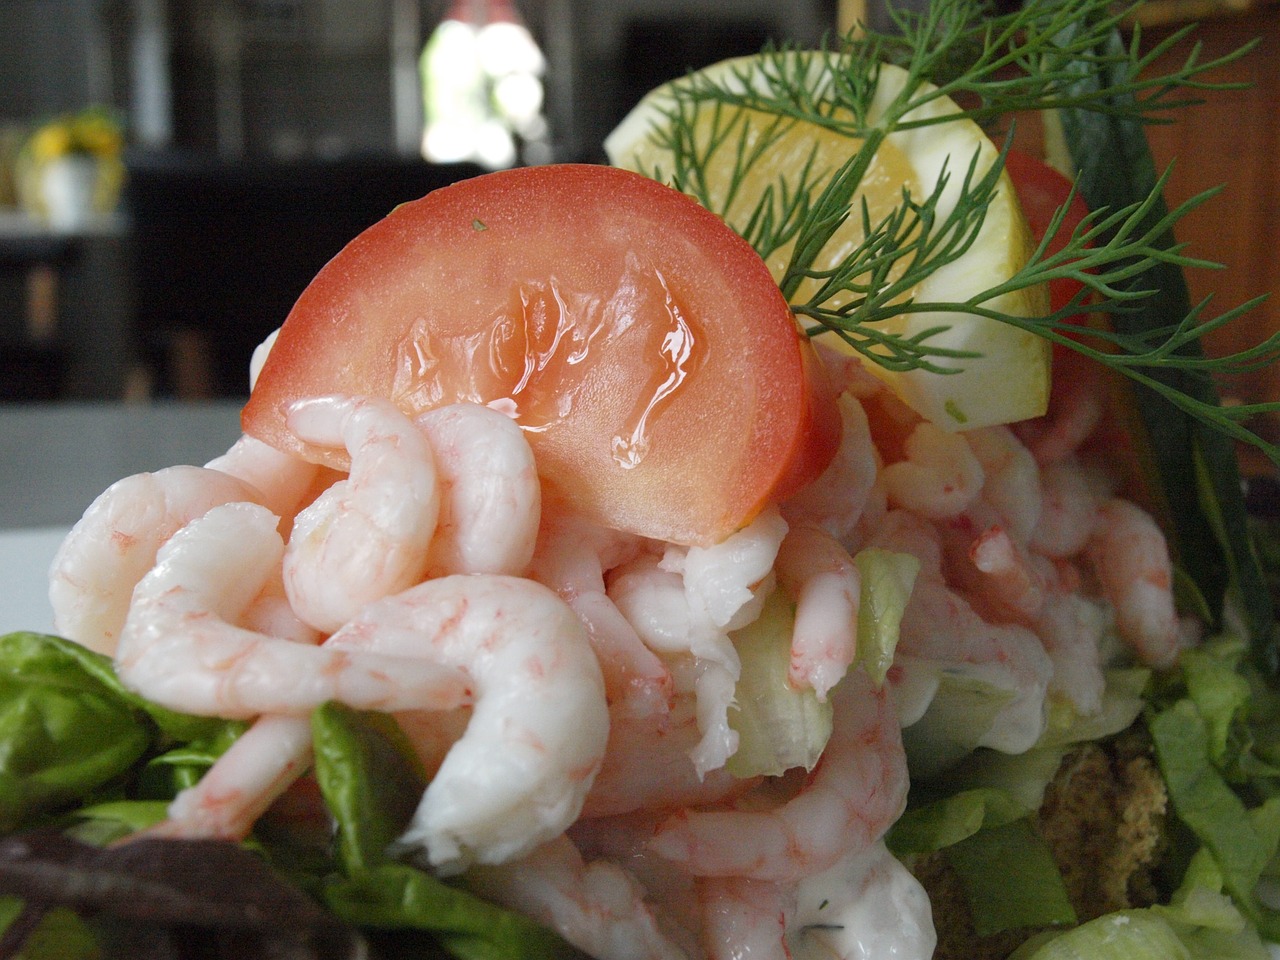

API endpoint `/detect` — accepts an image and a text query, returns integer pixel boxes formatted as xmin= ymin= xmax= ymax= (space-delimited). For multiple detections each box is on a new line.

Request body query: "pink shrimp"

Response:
xmin=1030 ymin=457 xmax=1108 ymax=559
xmin=204 ymin=432 xmax=321 ymax=522
xmin=698 ymin=877 xmax=793 ymax=960
xmin=781 ymin=393 xmax=880 ymax=544
xmin=415 ymin=401 xmax=541 ymax=578
xmin=115 ymin=503 xmax=473 ymax=718
xmin=1086 ymin=498 xmax=1181 ymax=669
xmin=467 ymin=836 xmax=690 ymax=960
xmin=881 ymin=421 xmax=985 ymax=519
xmin=531 ymin=508 xmax=672 ymax=721
xmin=48 ymin=464 xmax=268 ymax=654
xmin=894 ymin=576 xmax=1053 ymax=755
xmin=775 ymin=525 xmax=861 ymax=700
xmin=282 ymin=395 xmax=441 ymax=633
xmin=647 ymin=669 xmax=907 ymax=883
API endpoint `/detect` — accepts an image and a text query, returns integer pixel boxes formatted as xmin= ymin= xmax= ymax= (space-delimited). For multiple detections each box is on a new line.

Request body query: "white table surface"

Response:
xmin=0 ymin=401 xmax=245 ymax=635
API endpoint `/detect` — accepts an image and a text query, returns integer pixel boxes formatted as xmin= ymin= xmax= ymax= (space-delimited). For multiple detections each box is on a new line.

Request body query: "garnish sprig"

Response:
xmin=639 ymin=0 xmax=1277 ymax=465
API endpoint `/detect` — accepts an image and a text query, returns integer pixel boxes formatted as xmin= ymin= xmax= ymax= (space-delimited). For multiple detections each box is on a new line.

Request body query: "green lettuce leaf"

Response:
xmin=311 ymin=701 xmax=429 ymax=875
xmin=946 ymin=818 xmax=1078 ymax=936
xmin=853 ymin=547 xmax=919 ymax=685
xmin=0 ymin=632 xmax=242 ymax=831
xmin=726 ymin=590 xmax=833 ymax=778
xmin=324 ymin=863 xmax=583 ymax=960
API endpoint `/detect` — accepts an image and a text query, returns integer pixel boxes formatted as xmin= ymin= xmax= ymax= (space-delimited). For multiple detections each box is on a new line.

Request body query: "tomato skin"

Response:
xmin=243 ymin=163 xmax=834 ymax=546
xmin=1003 ymin=149 xmax=1092 ymax=315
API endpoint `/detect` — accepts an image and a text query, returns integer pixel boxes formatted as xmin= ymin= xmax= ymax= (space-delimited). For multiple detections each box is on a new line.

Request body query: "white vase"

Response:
xmin=40 ymin=154 xmax=99 ymax=230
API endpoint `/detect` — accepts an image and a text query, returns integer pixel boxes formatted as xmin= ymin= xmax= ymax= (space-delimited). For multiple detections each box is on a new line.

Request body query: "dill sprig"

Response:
xmin=635 ymin=0 xmax=1278 ymax=466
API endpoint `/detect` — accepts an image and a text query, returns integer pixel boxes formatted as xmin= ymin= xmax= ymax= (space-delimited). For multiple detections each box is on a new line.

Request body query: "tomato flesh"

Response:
xmin=243 ymin=163 xmax=835 ymax=546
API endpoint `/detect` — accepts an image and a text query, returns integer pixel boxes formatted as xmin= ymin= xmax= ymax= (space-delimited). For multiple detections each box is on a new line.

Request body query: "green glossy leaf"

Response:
xmin=311 ymin=702 xmax=428 ymax=875
xmin=324 ymin=863 xmax=584 ymax=960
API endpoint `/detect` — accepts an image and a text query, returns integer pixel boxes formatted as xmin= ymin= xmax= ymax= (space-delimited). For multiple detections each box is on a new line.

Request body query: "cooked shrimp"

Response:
xmin=881 ymin=421 xmax=984 ymax=519
xmin=1030 ymin=457 xmax=1107 ymax=558
xmin=328 ymin=575 xmax=607 ymax=873
xmin=1034 ymin=588 xmax=1110 ymax=715
xmin=152 ymin=714 xmax=315 ymax=840
xmin=415 ymin=402 xmax=541 ymax=578
xmin=965 ymin=425 xmax=1041 ymax=545
xmin=648 ymin=669 xmax=908 ymax=883
xmin=205 ymin=433 xmax=321 ymax=522
xmin=608 ymin=552 xmax=742 ymax=777
xmin=698 ymin=877 xmax=793 ymax=960
xmin=895 ymin=576 xmax=1052 ymax=755
xmin=614 ymin=508 xmax=787 ymax=777
xmin=582 ymin=697 xmax=752 ymax=818
xmin=966 ymin=524 xmax=1047 ymax=620
xmin=1086 ymin=498 xmax=1181 ymax=669
xmin=49 ymin=465 xmax=266 ymax=655
xmin=282 ymin=395 xmax=440 ymax=633
xmin=775 ymin=525 xmax=861 ymax=700
xmin=1014 ymin=349 xmax=1106 ymax=465
xmin=781 ymin=394 xmax=879 ymax=545
xmin=467 ymin=835 xmax=691 ymax=960
xmin=115 ymin=502 xmax=474 ymax=718
xmin=789 ymin=841 xmax=936 ymax=960
xmin=531 ymin=510 xmax=671 ymax=721
xmin=672 ymin=506 xmax=787 ymax=632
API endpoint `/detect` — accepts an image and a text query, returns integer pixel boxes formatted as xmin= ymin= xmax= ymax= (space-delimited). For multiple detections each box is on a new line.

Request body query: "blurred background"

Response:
xmin=0 ymin=0 xmax=1275 ymax=406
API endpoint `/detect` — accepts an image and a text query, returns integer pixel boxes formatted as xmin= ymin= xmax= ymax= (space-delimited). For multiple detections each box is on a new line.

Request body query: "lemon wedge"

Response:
xmin=605 ymin=54 xmax=1050 ymax=431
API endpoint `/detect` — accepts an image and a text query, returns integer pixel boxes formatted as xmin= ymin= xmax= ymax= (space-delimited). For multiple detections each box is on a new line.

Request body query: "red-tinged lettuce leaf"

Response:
xmin=0 ymin=830 xmax=359 ymax=959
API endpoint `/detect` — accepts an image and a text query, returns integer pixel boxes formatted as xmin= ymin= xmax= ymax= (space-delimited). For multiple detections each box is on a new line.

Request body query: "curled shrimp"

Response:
xmin=781 ymin=393 xmax=879 ymax=545
xmin=204 ymin=433 xmax=321 ymax=522
xmin=282 ymin=395 xmax=440 ymax=633
xmin=965 ymin=425 xmax=1041 ymax=545
xmin=775 ymin=525 xmax=861 ymax=701
xmin=415 ymin=402 xmax=541 ymax=578
xmin=531 ymin=509 xmax=671 ymax=721
xmin=339 ymin=574 xmax=608 ymax=873
xmin=1030 ymin=456 xmax=1112 ymax=560
xmin=881 ymin=421 xmax=984 ymax=519
xmin=648 ymin=669 xmax=907 ymax=883
xmin=896 ymin=574 xmax=1052 ymax=756
xmin=467 ymin=835 xmax=690 ymax=960
xmin=49 ymin=465 xmax=267 ymax=654
xmin=608 ymin=551 xmax=741 ymax=777
xmin=115 ymin=502 xmax=474 ymax=718
xmin=1086 ymin=498 xmax=1181 ymax=669
xmin=698 ymin=877 xmax=793 ymax=960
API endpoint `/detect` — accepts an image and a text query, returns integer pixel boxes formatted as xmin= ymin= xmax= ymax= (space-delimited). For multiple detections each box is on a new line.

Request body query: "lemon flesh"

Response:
xmin=605 ymin=55 xmax=1050 ymax=431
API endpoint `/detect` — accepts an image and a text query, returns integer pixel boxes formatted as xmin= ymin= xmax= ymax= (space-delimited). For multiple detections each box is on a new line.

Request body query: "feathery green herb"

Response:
xmin=634 ymin=0 xmax=1279 ymax=466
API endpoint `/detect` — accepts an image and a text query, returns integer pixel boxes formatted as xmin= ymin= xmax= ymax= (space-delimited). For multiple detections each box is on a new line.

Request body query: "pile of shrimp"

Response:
xmin=47 ymin=342 xmax=1187 ymax=960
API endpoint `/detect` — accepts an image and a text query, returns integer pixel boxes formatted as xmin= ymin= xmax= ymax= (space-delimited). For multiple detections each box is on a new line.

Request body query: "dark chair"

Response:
xmin=124 ymin=152 xmax=485 ymax=398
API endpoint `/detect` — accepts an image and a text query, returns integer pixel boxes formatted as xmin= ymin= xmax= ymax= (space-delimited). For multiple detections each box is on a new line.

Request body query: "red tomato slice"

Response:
xmin=243 ymin=163 xmax=836 ymax=546
xmin=1003 ymin=149 xmax=1092 ymax=315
